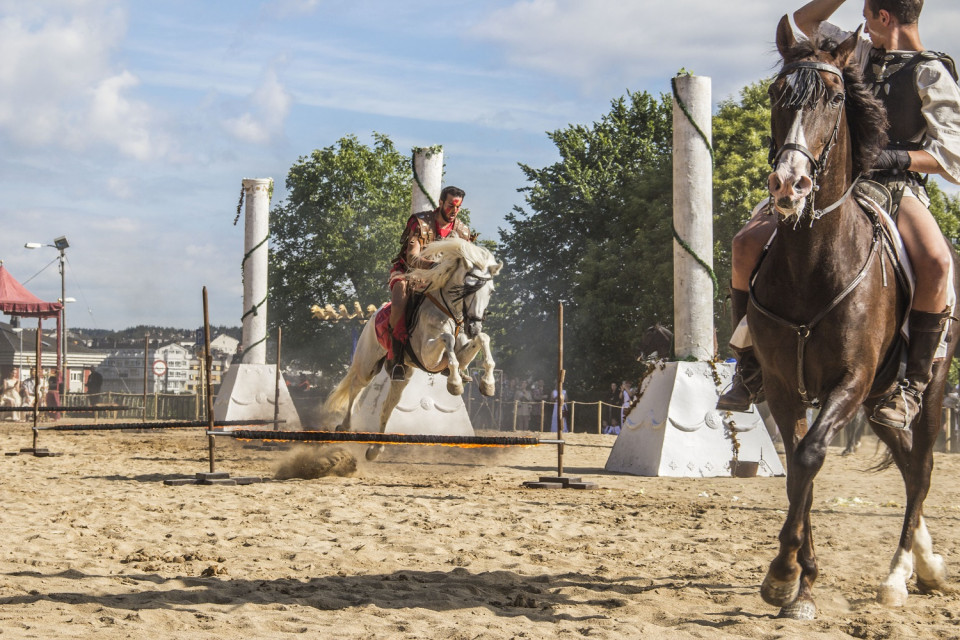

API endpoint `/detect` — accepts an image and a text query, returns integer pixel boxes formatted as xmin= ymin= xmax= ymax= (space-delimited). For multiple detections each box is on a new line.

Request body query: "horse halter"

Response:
xmin=768 ymin=60 xmax=851 ymax=221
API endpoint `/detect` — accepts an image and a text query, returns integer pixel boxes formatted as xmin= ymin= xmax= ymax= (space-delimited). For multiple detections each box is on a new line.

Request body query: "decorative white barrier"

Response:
xmin=605 ymin=362 xmax=784 ymax=477
xmin=349 ymin=368 xmax=474 ymax=436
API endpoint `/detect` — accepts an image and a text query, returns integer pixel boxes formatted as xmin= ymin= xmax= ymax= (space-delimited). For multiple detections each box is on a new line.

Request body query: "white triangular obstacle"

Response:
xmin=349 ymin=368 xmax=474 ymax=436
xmin=605 ymin=362 xmax=784 ymax=477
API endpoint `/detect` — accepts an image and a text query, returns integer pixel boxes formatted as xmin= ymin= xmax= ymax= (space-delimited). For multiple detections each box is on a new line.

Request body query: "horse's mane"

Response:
xmin=405 ymin=238 xmax=497 ymax=292
xmin=779 ymin=38 xmax=888 ymax=174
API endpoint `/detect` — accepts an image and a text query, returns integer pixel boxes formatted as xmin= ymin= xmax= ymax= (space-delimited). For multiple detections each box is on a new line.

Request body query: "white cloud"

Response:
xmin=0 ymin=2 xmax=168 ymax=159
xmin=223 ymin=68 xmax=292 ymax=144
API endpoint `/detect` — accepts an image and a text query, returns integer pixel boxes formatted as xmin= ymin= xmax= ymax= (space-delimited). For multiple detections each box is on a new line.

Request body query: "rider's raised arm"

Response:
xmin=794 ymin=0 xmax=847 ymax=41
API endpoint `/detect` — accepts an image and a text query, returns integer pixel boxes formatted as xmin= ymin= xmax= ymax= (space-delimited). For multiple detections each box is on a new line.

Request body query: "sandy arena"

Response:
xmin=1 ymin=423 xmax=958 ymax=639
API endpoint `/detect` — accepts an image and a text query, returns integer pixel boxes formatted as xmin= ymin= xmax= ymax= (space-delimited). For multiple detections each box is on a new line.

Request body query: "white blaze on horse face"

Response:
xmin=769 ymin=107 xmax=815 ymax=215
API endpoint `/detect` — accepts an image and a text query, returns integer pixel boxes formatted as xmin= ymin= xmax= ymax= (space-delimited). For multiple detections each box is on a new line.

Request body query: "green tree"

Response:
xmin=493 ymin=81 xmax=778 ymax=397
xmin=492 ymin=90 xmax=675 ymax=394
xmin=269 ymin=133 xmax=411 ymax=380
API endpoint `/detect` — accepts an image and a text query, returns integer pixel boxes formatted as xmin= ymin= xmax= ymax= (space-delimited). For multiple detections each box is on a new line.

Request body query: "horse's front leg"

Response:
xmin=439 ymin=332 xmax=464 ymax=396
xmin=474 ymin=332 xmax=496 ymax=397
xmin=762 ymin=382 xmax=867 ymax=619
xmin=453 ymin=332 xmax=495 ymax=397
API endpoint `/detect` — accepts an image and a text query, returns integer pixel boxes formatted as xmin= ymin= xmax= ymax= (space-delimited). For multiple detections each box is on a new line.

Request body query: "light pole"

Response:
xmin=25 ymin=236 xmax=69 ymax=393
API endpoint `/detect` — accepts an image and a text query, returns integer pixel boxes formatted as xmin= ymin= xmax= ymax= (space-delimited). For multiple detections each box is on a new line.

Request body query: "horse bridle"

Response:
xmin=425 ymin=270 xmax=492 ymax=337
xmin=768 ymin=60 xmax=856 ymax=221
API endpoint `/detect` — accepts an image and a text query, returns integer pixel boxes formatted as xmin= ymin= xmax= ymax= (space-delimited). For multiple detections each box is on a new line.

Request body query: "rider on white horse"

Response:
xmin=387 ymin=186 xmax=476 ymax=380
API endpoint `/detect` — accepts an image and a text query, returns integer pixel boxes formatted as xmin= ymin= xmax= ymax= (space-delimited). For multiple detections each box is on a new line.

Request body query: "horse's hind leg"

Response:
xmin=872 ymin=386 xmax=947 ymax=605
xmin=365 ymin=372 xmax=410 ymax=461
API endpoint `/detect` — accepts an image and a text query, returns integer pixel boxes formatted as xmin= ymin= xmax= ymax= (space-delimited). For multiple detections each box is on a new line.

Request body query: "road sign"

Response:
xmin=153 ymin=360 xmax=168 ymax=377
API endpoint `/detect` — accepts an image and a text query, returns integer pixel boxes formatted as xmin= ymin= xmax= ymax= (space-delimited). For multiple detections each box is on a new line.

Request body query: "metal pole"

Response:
xmin=597 ymin=401 xmax=602 ymax=434
xmin=556 ymin=303 xmax=565 ymax=477
xmin=273 ymin=327 xmax=282 ymax=430
xmin=142 ymin=334 xmax=149 ymax=423
xmin=203 ymin=287 xmax=216 ymax=472
xmin=512 ymin=400 xmax=518 ymax=431
xmin=59 ymin=248 xmax=66 ymax=398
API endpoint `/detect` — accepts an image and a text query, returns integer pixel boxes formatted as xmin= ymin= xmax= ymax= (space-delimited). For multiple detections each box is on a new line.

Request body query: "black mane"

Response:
xmin=780 ymin=38 xmax=888 ymax=174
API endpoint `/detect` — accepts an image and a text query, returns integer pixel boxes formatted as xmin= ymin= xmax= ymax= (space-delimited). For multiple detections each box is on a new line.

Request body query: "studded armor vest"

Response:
xmin=865 ymin=49 xmax=959 ymax=151
xmin=392 ymin=209 xmax=472 ymax=271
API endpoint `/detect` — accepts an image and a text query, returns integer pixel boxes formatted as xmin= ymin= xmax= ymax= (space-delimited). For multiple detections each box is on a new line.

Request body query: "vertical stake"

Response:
xmin=273 ymin=327 xmax=282 ymax=430
xmin=203 ymin=287 xmax=216 ymax=473
xmin=556 ymin=302 xmax=565 ymax=477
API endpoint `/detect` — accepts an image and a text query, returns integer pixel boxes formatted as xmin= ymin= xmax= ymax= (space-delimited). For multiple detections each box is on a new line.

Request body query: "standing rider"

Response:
xmin=718 ymin=0 xmax=960 ymax=430
xmin=387 ymin=186 xmax=474 ymax=380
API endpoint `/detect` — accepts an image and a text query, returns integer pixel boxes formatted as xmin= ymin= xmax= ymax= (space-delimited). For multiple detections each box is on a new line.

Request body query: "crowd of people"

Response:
xmin=0 ymin=367 xmax=62 ymax=422
xmin=496 ymin=376 xmax=637 ymax=434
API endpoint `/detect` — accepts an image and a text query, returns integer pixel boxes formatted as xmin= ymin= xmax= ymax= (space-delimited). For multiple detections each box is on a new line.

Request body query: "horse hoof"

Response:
xmin=877 ymin=583 xmax=908 ymax=607
xmin=446 ymin=381 xmax=464 ymax=396
xmin=777 ymin=595 xmax=817 ymax=620
xmin=479 ymin=381 xmax=495 ymax=397
xmin=365 ymin=444 xmax=384 ymax=461
xmin=761 ymin=572 xmax=800 ymax=607
xmin=917 ymin=555 xmax=950 ymax=594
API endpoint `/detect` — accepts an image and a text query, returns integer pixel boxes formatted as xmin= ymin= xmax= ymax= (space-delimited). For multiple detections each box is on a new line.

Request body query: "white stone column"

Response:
xmin=215 ymin=176 xmax=301 ymax=429
xmin=241 ymin=178 xmax=272 ymax=364
xmin=411 ymin=147 xmax=442 ymax=213
xmin=672 ymin=76 xmax=714 ymax=361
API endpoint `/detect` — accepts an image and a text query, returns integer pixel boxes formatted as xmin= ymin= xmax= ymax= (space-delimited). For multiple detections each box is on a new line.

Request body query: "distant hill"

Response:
xmin=73 ymin=325 xmax=241 ymax=349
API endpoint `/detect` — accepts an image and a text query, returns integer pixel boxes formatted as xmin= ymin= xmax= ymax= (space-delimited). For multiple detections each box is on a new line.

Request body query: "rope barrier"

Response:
xmin=218 ymin=429 xmax=540 ymax=448
xmin=0 ymin=405 xmax=128 ymax=413
xmin=671 ymin=73 xmax=719 ymax=300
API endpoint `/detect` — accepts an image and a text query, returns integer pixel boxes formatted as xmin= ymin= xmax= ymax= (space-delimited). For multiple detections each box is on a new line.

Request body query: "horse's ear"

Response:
xmin=834 ymin=25 xmax=861 ymax=67
xmin=776 ymin=14 xmax=796 ymax=59
xmin=490 ymin=262 xmax=503 ymax=277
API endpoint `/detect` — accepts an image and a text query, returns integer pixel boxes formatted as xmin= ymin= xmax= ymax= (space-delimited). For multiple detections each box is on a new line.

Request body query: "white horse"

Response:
xmin=321 ymin=238 xmax=502 ymax=459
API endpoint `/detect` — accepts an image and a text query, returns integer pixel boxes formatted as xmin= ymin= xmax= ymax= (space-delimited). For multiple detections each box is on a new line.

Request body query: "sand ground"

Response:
xmin=0 ymin=422 xmax=958 ymax=639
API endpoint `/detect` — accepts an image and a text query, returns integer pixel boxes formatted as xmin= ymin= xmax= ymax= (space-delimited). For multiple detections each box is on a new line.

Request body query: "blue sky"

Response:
xmin=2 ymin=0 xmax=958 ymax=331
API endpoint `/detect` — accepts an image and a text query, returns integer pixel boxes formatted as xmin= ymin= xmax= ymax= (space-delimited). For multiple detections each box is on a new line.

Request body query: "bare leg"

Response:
xmin=896 ymin=196 xmax=951 ymax=313
xmin=732 ymin=205 xmax=777 ymax=291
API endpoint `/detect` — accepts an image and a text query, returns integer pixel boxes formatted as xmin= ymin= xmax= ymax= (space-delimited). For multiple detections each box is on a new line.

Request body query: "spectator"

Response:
xmin=620 ymin=381 xmax=633 ymax=427
xmin=20 ymin=368 xmax=37 ymax=411
xmin=86 ymin=367 xmax=103 ymax=398
xmin=550 ymin=388 xmax=568 ymax=433
xmin=45 ymin=374 xmax=61 ymax=421
xmin=1 ymin=368 xmax=21 ymax=422
xmin=606 ymin=382 xmax=621 ymax=429
xmin=514 ymin=380 xmax=532 ymax=431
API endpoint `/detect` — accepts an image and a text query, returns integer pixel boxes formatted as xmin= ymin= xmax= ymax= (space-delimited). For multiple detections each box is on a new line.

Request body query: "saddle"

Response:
xmin=852 ymin=179 xmax=912 ymax=399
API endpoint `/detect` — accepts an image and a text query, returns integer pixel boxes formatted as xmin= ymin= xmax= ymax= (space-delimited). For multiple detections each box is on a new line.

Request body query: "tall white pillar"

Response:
xmin=241 ymin=178 xmax=271 ymax=364
xmin=215 ymin=176 xmax=301 ymax=429
xmin=606 ymin=76 xmax=779 ymax=478
xmin=411 ymin=147 xmax=443 ymax=213
xmin=672 ymin=76 xmax=714 ymax=361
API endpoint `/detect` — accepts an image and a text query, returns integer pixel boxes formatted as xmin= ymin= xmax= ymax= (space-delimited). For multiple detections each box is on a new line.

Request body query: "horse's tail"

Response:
xmin=322 ymin=369 xmax=357 ymax=420
xmin=317 ymin=314 xmax=385 ymax=429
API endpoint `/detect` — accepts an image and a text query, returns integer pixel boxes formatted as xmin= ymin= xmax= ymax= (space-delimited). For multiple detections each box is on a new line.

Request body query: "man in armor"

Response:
xmin=718 ymin=0 xmax=960 ymax=430
xmin=386 ymin=186 xmax=474 ymax=379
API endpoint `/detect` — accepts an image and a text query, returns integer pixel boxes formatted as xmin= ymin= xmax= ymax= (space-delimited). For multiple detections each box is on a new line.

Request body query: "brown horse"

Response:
xmin=749 ymin=16 xmax=958 ymax=619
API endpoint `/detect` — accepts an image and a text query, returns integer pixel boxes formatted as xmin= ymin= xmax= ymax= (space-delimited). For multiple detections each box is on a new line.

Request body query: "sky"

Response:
xmin=2 ymin=0 xmax=958 ymax=332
